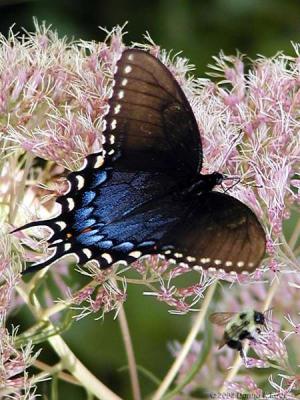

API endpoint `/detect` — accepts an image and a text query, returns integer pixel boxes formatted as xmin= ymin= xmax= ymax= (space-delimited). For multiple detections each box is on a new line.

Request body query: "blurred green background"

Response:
xmin=2 ymin=0 xmax=300 ymax=398
xmin=1 ymin=0 xmax=300 ymax=74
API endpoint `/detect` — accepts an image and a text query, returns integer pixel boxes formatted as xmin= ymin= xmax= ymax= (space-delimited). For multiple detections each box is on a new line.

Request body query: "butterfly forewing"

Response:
xmin=103 ymin=49 xmax=202 ymax=177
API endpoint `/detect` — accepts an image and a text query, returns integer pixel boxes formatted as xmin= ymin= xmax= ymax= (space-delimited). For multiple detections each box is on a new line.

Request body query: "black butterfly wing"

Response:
xmin=158 ymin=191 xmax=266 ymax=274
xmin=16 ymin=168 xmax=190 ymax=272
xmin=103 ymin=49 xmax=202 ymax=177
xmin=84 ymin=188 xmax=265 ymax=275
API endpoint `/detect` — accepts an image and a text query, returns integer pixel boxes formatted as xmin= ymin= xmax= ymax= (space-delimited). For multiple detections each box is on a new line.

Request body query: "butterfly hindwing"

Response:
xmin=36 ymin=175 xmax=265 ymax=275
xmin=158 ymin=192 xmax=266 ymax=274
xmin=21 ymin=168 xmax=194 ymax=272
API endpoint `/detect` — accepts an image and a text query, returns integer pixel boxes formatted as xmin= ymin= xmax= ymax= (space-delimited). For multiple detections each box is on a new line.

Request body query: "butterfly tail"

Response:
xmin=11 ymin=218 xmax=58 ymax=235
xmin=22 ymin=259 xmax=56 ymax=275
xmin=21 ymin=241 xmax=77 ymax=274
xmin=11 ymin=216 xmax=71 ymax=248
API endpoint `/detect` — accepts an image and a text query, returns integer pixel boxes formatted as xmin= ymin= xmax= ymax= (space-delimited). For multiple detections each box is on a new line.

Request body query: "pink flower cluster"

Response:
xmin=0 ymin=20 xmax=299 ymax=398
xmin=0 ymin=234 xmax=38 ymax=398
xmin=3 ymin=22 xmax=124 ymax=170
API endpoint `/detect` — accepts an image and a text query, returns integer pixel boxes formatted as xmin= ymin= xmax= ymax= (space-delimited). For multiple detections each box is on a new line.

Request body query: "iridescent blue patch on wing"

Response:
xmin=82 ymin=191 xmax=96 ymax=207
xmin=75 ymin=207 xmax=94 ymax=221
xmin=73 ymin=218 xmax=96 ymax=231
xmin=91 ymin=171 xmax=107 ymax=188
xmin=113 ymin=242 xmax=135 ymax=252
xmin=96 ymin=240 xmax=113 ymax=249
xmin=77 ymin=231 xmax=104 ymax=245
xmin=138 ymin=241 xmax=156 ymax=248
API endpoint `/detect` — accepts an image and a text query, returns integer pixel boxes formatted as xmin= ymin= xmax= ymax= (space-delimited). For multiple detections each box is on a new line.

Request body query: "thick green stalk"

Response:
xmin=152 ymin=280 xmax=218 ymax=400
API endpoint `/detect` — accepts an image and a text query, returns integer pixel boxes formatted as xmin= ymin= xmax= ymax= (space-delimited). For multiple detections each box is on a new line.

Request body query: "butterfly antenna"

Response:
xmin=221 ymin=175 xmax=241 ymax=193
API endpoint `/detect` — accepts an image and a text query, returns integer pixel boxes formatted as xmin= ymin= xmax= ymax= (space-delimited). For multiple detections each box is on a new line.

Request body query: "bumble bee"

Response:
xmin=209 ymin=310 xmax=266 ymax=358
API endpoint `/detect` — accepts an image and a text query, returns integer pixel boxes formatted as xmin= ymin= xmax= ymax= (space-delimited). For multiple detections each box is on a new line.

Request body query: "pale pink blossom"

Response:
xmin=283 ymin=314 xmax=300 ymax=340
xmin=225 ymin=375 xmax=263 ymax=397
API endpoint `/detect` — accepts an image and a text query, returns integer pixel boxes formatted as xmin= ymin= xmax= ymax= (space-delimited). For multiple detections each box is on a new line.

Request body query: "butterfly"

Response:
xmin=14 ymin=49 xmax=266 ymax=275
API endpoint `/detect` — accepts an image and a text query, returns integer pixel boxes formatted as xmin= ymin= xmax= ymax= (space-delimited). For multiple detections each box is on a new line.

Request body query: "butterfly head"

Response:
xmin=187 ymin=172 xmax=224 ymax=195
xmin=211 ymin=172 xmax=224 ymax=186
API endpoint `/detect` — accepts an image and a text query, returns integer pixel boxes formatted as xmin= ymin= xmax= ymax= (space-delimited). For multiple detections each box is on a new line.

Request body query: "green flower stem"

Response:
xmin=33 ymin=359 xmax=81 ymax=385
xmin=117 ymin=302 xmax=142 ymax=400
xmin=17 ymin=283 xmax=122 ymax=400
xmin=219 ymin=346 xmax=247 ymax=394
xmin=281 ymin=235 xmax=299 ymax=266
xmin=262 ymin=278 xmax=281 ymax=312
xmin=152 ymin=280 xmax=218 ymax=400
xmin=48 ymin=335 xmax=122 ymax=400
xmin=111 ymin=277 xmax=141 ymax=400
xmin=163 ymin=316 xmax=213 ymax=400
xmin=288 ymin=217 xmax=300 ymax=250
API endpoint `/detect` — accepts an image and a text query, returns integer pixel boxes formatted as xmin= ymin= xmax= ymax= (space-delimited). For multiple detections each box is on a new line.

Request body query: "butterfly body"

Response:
xmin=14 ymin=49 xmax=266 ymax=275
